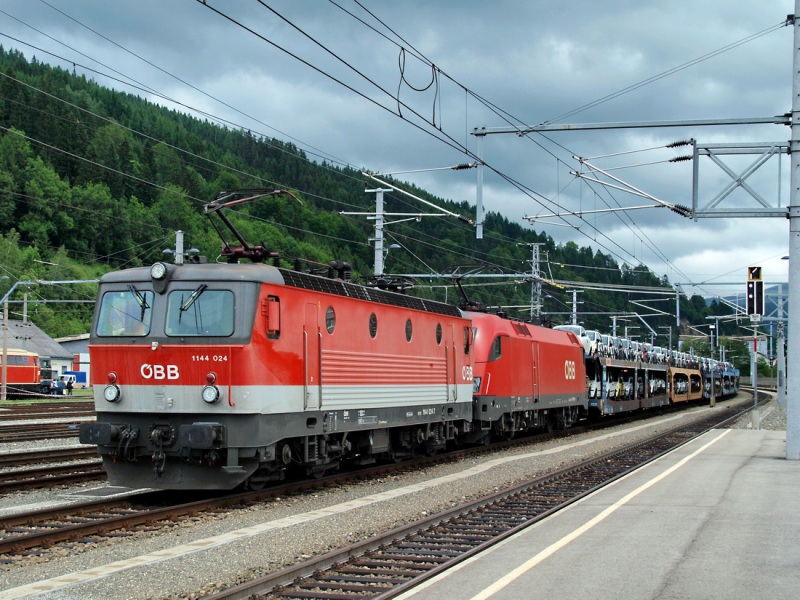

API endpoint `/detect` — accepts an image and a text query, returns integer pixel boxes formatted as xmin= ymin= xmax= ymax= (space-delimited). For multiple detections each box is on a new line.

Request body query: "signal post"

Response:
xmin=747 ymin=266 xmax=764 ymax=429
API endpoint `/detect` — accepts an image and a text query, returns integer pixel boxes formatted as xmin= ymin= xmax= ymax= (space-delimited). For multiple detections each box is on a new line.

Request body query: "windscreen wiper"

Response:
xmin=127 ymin=285 xmax=150 ymax=321
xmin=180 ymin=284 xmax=207 ymax=312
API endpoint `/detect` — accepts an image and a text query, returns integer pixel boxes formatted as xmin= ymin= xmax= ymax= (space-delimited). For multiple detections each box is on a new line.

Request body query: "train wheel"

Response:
xmin=307 ymin=464 xmax=331 ymax=479
xmin=493 ymin=419 xmax=514 ymax=440
xmin=245 ymin=477 xmax=268 ymax=491
xmin=279 ymin=443 xmax=292 ymax=466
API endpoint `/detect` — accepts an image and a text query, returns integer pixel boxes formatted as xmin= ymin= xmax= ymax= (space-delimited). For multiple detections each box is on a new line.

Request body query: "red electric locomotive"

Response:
xmin=467 ymin=311 xmax=587 ymax=436
xmin=80 ymin=191 xmax=475 ymax=490
xmin=1 ymin=348 xmax=42 ymax=398
xmin=80 ymin=261 xmax=475 ymax=489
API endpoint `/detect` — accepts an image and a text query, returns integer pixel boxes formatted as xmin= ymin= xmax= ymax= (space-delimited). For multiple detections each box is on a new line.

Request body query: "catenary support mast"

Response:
xmin=787 ymin=2 xmax=800 ymax=459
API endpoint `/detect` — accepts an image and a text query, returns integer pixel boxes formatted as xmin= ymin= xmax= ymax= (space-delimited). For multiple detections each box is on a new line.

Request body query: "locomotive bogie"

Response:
xmin=83 ymin=400 xmax=474 ymax=489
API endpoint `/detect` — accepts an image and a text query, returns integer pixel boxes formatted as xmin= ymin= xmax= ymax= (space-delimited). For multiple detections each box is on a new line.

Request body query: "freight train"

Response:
xmin=79 ymin=190 xmax=739 ymax=490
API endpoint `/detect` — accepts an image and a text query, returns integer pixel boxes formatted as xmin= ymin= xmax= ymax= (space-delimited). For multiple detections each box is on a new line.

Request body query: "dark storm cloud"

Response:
xmin=0 ymin=0 xmax=793 ymax=292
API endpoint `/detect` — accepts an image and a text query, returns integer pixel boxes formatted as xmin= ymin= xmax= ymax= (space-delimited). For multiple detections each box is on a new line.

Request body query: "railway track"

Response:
xmin=199 ymin=400 xmax=757 ymax=600
xmin=0 ymin=446 xmax=98 ymax=468
xmin=0 ymin=401 xmax=95 ymax=442
xmin=0 ymin=447 xmax=104 ymax=493
xmin=0 ymin=419 xmax=624 ymax=559
xmin=0 ymin=461 xmax=105 ymax=493
xmin=0 ymin=421 xmax=91 ymax=442
xmin=0 ymin=395 xmax=758 ymax=568
xmin=0 ymin=400 xmax=94 ymax=416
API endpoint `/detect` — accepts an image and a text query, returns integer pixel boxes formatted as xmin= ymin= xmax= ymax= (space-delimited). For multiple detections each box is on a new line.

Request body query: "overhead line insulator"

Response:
xmin=669 ymin=204 xmax=692 ymax=218
xmin=666 ymin=140 xmax=693 ymax=148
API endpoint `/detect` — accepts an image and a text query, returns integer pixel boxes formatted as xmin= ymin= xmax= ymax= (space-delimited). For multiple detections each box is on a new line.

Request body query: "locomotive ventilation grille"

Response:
xmin=279 ymin=269 xmax=462 ymax=318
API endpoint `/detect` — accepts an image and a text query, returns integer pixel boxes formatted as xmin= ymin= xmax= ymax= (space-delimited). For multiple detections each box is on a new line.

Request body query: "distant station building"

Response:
xmin=55 ymin=332 xmax=91 ymax=387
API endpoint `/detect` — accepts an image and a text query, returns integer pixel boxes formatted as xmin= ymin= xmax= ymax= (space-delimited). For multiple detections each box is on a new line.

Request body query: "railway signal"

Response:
xmin=746 ymin=266 xmax=764 ymax=317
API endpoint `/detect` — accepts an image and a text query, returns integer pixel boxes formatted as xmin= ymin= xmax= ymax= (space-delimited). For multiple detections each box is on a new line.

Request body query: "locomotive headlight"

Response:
xmin=473 ymin=377 xmax=482 ymax=394
xmin=103 ymin=384 xmax=121 ymax=403
xmin=150 ymin=262 xmax=168 ymax=280
xmin=201 ymin=385 xmax=220 ymax=404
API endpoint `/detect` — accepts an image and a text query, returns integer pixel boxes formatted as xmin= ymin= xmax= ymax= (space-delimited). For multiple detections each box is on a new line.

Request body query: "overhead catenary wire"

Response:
xmin=0 ymin=2 xmax=775 ymax=307
xmin=32 ymin=0 xmax=351 ymax=169
xmin=0 ymin=3 xmax=695 ymax=277
xmin=541 ymin=20 xmax=788 ymax=125
xmin=0 ymin=33 xmax=659 ymax=288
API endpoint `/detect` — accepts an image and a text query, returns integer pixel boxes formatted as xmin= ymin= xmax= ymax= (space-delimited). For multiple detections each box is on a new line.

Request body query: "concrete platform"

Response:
xmin=399 ymin=429 xmax=800 ymax=600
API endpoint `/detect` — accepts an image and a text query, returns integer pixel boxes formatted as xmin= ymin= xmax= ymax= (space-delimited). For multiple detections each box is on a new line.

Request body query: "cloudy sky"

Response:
xmin=0 ymin=0 xmax=795 ymax=301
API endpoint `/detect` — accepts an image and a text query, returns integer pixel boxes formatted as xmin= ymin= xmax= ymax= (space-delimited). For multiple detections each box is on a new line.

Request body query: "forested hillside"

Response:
xmin=0 ymin=47 xmax=732 ymax=340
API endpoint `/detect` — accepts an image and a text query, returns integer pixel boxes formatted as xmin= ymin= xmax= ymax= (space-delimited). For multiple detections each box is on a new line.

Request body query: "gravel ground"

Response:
xmin=0 ymin=393 xmax=784 ymax=600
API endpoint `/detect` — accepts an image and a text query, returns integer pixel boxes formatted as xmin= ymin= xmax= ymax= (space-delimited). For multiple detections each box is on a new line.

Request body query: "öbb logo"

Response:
xmin=564 ymin=360 xmax=576 ymax=380
xmin=140 ymin=364 xmax=180 ymax=380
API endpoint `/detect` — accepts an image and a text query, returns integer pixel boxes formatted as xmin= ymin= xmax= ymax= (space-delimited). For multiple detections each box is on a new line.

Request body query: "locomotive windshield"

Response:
xmin=165 ymin=288 xmax=234 ymax=337
xmin=96 ymin=288 xmax=154 ymax=337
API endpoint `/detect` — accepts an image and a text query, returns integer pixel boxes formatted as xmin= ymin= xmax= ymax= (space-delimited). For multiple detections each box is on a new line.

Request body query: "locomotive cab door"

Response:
xmin=531 ymin=341 xmax=539 ymax=403
xmin=445 ymin=324 xmax=456 ymax=402
xmin=303 ymin=303 xmax=321 ymax=410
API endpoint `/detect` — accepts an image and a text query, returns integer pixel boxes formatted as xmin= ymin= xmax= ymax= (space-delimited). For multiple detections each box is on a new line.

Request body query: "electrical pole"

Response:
xmin=346 ymin=182 xmax=456 ymax=277
xmin=778 ymin=287 xmax=786 ymax=407
xmin=519 ymin=242 xmax=544 ymax=320
xmin=366 ymin=188 xmax=392 ymax=276
xmin=571 ymin=290 xmax=582 ymax=325
xmin=1 ymin=295 xmax=7 ymax=402
xmin=788 ymin=4 xmax=800 ymax=459
xmin=475 ymin=132 xmax=485 ymax=239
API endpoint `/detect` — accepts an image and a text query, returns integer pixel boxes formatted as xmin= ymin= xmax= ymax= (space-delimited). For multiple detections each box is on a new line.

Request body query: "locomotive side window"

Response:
xmin=436 ymin=323 xmax=442 ymax=344
xmin=405 ymin=318 xmax=412 ymax=342
xmin=369 ymin=313 xmax=378 ymax=338
xmin=96 ymin=288 xmax=154 ymax=337
xmin=264 ymin=295 xmax=281 ymax=339
xmin=165 ymin=289 xmax=234 ymax=337
xmin=326 ymin=306 xmax=336 ymax=334
xmin=488 ymin=336 xmax=503 ymax=362
xmin=463 ymin=326 xmax=472 ymax=354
